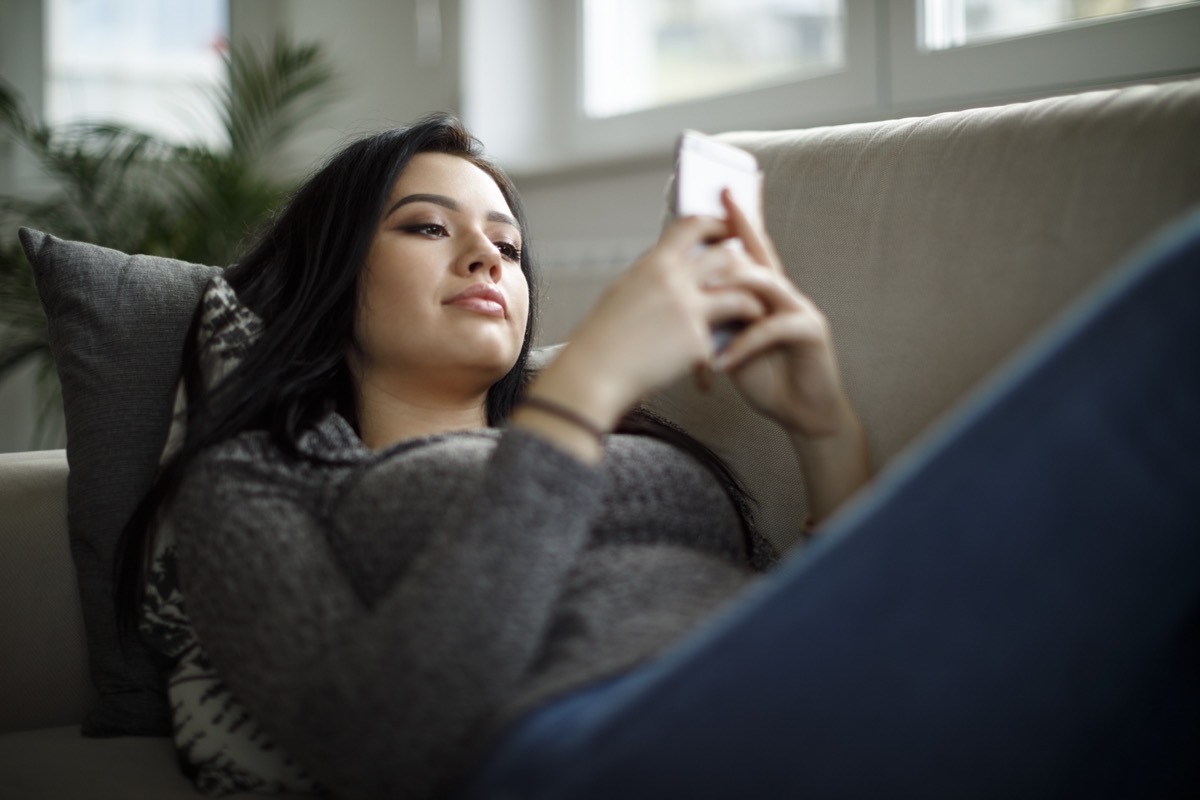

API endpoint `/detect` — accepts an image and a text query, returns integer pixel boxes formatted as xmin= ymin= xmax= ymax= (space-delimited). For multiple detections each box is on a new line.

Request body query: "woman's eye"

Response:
xmin=496 ymin=242 xmax=522 ymax=261
xmin=405 ymin=223 xmax=447 ymax=237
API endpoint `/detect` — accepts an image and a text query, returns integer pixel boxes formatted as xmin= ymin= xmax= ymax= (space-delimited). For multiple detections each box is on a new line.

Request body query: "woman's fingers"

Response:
xmin=713 ymin=311 xmax=825 ymax=373
xmin=720 ymin=188 xmax=784 ymax=274
xmin=659 ymin=213 xmax=731 ymax=254
xmin=703 ymin=257 xmax=807 ymax=315
xmin=563 ymin=223 xmax=771 ymax=403
xmin=702 ymin=285 xmax=768 ymax=330
xmin=702 ymin=264 xmax=829 ymax=371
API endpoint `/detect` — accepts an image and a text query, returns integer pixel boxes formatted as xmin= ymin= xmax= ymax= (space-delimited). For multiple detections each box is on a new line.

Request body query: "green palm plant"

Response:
xmin=0 ymin=36 xmax=337 ymax=446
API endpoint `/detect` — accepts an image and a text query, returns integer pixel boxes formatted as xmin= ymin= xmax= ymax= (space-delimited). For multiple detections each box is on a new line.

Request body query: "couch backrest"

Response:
xmin=0 ymin=449 xmax=95 ymax=733
xmin=649 ymin=78 xmax=1200 ymax=550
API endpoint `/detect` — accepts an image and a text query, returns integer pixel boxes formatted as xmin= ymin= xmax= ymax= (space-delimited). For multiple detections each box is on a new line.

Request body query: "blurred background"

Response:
xmin=2 ymin=0 xmax=1198 ymax=451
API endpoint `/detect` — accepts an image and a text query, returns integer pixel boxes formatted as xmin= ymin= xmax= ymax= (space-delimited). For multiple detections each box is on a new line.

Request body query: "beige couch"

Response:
xmin=2 ymin=78 xmax=1198 ymax=798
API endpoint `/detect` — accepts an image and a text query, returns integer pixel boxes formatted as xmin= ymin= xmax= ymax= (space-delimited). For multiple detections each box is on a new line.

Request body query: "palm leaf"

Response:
xmin=218 ymin=34 xmax=339 ymax=163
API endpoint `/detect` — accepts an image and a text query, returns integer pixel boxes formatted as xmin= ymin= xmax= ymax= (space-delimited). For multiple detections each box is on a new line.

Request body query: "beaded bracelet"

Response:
xmin=520 ymin=395 xmax=607 ymax=444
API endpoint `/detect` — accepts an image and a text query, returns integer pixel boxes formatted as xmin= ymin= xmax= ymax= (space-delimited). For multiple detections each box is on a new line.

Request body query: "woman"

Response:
xmin=120 ymin=114 xmax=1199 ymax=799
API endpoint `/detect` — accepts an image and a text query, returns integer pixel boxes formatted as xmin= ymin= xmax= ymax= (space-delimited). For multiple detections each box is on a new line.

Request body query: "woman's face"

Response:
xmin=352 ymin=152 xmax=530 ymax=399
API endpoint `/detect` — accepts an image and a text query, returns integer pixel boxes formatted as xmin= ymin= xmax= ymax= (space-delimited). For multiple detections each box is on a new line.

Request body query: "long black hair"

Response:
xmin=115 ymin=113 xmax=760 ymax=638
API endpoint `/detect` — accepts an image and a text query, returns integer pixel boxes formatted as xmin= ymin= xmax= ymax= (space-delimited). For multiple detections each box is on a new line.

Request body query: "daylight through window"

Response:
xmin=583 ymin=0 xmax=845 ymax=118
xmin=45 ymin=0 xmax=229 ymax=146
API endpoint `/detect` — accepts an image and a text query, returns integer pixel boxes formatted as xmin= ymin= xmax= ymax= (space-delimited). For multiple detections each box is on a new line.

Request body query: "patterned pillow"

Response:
xmin=140 ymin=275 xmax=322 ymax=795
xmin=159 ymin=273 xmax=265 ymax=463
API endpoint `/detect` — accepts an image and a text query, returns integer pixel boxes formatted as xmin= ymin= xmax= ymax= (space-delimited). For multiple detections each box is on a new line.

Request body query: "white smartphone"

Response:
xmin=671 ymin=129 xmax=763 ymax=228
xmin=671 ymin=130 xmax=764 ymax=349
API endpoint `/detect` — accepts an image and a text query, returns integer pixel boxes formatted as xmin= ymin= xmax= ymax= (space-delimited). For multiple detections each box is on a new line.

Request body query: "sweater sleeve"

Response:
xmin=169 ymin=428 xmax=604 ymax=799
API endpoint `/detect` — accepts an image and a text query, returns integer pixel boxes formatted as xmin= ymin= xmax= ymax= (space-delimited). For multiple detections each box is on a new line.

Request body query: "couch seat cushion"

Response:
xmin=0 ymin=726 xmax=312 ymax=799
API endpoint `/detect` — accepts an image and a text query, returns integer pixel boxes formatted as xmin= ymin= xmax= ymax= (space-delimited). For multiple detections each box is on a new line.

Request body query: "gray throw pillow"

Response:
xmin=20 ymin=227 xmax=220 ymax=736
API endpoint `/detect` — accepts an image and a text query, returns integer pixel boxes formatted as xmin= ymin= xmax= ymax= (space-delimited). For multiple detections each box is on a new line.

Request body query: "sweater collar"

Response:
xmin=294 ymin=411 xmax=501 ymax=465
xmin=293 ymin=412 xmax=370 ymax=464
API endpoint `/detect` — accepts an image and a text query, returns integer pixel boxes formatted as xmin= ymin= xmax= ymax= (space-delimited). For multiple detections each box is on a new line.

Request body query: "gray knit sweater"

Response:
xmin=164 ymin=412 xmax=775 ymax=799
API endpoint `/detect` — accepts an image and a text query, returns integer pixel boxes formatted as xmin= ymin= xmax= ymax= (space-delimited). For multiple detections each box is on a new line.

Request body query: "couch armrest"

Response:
xmin=0 ymin=449 xmax=95 ymax=733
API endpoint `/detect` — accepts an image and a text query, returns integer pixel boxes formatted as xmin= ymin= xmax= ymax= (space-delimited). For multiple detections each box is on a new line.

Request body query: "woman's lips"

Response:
xmin=445 ymin=284 xmax=507 ymax=318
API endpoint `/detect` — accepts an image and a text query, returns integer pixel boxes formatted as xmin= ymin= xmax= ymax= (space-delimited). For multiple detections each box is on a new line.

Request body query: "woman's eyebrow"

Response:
xmin=386 ymin=192 xmax=519 ymax=230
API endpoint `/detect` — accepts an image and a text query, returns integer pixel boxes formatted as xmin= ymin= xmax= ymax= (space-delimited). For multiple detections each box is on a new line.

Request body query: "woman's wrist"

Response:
xmin=532 ymin=342 xmax=634 ymax=428
xmin=511 ymin=402 xmax=606 ymax=465
xmin=786 ymin=412 xmax=871 ymax=524
xmin=511 ymin=344 xmax=631 ymax=464
xmin=519 ymin=395 xmax=606 ymax=443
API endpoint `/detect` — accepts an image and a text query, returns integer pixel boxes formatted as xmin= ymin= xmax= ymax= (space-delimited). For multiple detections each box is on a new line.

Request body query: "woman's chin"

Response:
xmin=452 ymin=332 xmax=524 ymax=376
xmin=453 ymin=344 xmax=523 ymax=385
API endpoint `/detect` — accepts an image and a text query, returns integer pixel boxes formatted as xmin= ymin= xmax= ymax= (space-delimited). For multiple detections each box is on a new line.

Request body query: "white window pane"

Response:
xmin=922 ymin=0 xmax=1197 ymax=50
xmin=583 ymin=0 xmax=845 ymax=118
xmin=46 ymin=0 xmax=228 ymax=146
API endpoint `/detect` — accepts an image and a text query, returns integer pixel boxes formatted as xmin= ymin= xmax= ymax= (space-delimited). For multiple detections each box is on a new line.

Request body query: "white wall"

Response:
xmin=516 ymin=157 xmax=674 ymax=345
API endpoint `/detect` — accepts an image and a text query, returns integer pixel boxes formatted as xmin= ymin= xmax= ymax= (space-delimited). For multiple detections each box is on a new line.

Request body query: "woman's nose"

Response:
xmin=464 ymin=238 xmax=503 ymax=281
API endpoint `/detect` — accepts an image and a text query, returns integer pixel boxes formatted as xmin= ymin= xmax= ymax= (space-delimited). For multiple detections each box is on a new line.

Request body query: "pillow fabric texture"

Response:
xmin=20 ymin=227 xmax=220 ymax=736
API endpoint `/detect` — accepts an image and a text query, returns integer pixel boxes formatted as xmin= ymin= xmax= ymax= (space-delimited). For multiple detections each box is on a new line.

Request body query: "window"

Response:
xmin=462 ymin=0 xmax=1200 ymax=173
xmin=922 ymin=0 xmax=1196 ymax=50
xmin=890 ymin=0 xmax=1200 ymax=106
xmin=583 ymin=0 xmax=845 ymax=118
xmin=45 ymin=0 xmax=228 ymax=146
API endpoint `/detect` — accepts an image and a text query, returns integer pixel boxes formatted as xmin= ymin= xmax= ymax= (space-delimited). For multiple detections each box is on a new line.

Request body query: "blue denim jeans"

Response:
xmin=460 ymin=210 xmax=1200 ymax=799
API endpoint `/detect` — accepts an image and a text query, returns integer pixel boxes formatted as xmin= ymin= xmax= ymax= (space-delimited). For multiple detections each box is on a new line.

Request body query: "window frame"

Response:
xmin=890 ymin=1 xmax=1200 ymax=107
xmin=462 ymin=0 xmax=1200 ymax=175
xmin=566 ymin=0 xmax=877 ymax=160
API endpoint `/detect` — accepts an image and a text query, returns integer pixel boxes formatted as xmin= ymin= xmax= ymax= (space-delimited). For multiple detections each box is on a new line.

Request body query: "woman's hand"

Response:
xmin=704 ymin=191 xmax=872 ymax=521
xmin=537 ymin=215 xmax=767 ymax=420
xmin=705 ymin=191 xmax=857 ymax=439
xmin=516 ymin=213 xmax=766 ymax=462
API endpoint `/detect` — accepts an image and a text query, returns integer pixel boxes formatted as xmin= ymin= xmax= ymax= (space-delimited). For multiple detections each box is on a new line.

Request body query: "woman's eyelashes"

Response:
xmin=401 ymin=220 xmax=521 ymax=262
xmin=495 ymin=241 xmax=522 ymax=262
xmin=403 ymin=222 xmax=448 ymax=238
